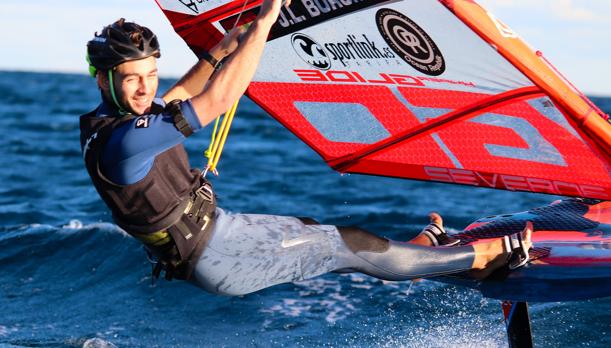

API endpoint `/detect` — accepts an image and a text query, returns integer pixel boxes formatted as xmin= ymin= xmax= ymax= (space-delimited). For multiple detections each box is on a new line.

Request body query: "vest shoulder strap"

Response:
xmin=165 ymin=99 xmax=194 ymax=137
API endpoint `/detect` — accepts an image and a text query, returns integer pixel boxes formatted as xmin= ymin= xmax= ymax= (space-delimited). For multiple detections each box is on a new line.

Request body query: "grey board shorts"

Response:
xmin=191 ymin=208 xmax=343 ymax=296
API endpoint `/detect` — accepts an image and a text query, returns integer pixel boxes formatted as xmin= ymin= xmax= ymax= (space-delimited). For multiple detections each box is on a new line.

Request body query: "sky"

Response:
xmin=1 ymin=0 xmax=610 ymax=95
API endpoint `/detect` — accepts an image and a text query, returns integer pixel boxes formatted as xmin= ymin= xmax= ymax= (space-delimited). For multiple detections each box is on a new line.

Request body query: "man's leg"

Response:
xmin=333 ymin=218 xmax=532 ymax=280
xmin=300 ymin=213 xmax=479 ymax=280
xmin=192 ymin=209 xmax=343 ymax=296
xmin=299 ymin=212 xmax=530 ymax=280
xmin=192 ymin=209 xmax=529 ymax=296
xmin=333 ymin=225 xmax=476 ymax=280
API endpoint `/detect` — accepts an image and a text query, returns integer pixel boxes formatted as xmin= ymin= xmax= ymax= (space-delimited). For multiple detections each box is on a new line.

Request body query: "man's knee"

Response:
xmin=337 ymin=226 xmax=389 ymax=253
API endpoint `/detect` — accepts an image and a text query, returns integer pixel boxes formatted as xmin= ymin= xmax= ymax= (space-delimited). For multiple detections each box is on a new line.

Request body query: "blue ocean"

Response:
xmin=0 ymin=71 xmax=609 ymax=347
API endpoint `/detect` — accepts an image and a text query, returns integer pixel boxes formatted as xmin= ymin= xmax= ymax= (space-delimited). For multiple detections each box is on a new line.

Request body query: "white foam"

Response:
xmin=56 ymin=220 xmax=132 ymax=238
xmin=82 ymin=338 xmax=118 ymax=348
xmin=0 ymin=325 xmax=18 ymax=337
xmin=261 ymin=277 xmax=364 ymax=324
xmin=63 ymin=219 xmax=83 ymax=229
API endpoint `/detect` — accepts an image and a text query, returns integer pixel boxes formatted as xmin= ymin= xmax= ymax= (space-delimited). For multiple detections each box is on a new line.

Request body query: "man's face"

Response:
xmin=112 ymin=56 xmax=159 ymax=115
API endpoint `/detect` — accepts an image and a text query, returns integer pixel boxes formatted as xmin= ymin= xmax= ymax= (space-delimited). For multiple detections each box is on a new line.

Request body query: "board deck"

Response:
xmin=437 ymin=199 xmax=611 ymax=302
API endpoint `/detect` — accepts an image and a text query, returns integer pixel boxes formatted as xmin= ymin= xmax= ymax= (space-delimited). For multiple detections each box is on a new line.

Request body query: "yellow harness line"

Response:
xmin=204 ymin=99 xmax=239 ymax=175
xmin=203 ymin=0 xmax=250 ymax=176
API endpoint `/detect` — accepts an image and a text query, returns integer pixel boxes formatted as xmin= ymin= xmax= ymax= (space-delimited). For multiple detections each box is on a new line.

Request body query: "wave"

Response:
xmin=0 ymin=221 xmax=142 ymax=282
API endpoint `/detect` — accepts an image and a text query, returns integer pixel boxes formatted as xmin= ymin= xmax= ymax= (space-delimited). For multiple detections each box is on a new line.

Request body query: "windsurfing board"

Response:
xmin=437 ymin=199 xmax=611 ymax=302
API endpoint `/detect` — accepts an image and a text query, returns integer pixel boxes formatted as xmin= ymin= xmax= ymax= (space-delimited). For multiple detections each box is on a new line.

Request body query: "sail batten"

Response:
xmin=328 ymin=86 xmax=544 ymax=172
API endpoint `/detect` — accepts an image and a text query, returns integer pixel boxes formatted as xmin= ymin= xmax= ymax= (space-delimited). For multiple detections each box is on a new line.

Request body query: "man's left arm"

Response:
xmin=163 ymin=28 xmax=244 ymax=102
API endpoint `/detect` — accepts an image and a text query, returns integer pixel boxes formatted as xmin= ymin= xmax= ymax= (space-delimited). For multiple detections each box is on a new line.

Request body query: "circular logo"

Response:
xmin=291 ymin=33 xmax=331 ymax=70
xmin=376 ymin=9 xmax=445 ymax=76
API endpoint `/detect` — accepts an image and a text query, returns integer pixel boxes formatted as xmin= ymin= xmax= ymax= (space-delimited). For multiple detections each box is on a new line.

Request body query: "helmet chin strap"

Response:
xmin=108 ymin=69 xmax=130 ymax=116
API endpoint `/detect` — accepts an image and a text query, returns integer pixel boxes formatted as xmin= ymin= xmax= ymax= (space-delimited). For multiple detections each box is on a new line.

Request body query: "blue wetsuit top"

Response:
xmin=97 ymin=98 xmax=202 ymax=185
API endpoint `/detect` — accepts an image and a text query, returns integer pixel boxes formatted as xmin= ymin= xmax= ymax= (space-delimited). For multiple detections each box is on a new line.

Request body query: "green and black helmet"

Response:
xmin=86 ymin=18 xmax=160 ymax=77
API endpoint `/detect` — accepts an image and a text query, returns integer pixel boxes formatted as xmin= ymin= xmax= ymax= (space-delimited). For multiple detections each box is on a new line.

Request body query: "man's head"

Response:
xmin=87 ymin=18 xmax=161 ymax=115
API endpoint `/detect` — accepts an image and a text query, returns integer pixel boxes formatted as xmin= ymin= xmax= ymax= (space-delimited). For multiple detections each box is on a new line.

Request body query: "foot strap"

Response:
xmin=422 ymin=223 xmax=460 ymax=247
xmin=504 ymin=233 xmax=530 ymax=270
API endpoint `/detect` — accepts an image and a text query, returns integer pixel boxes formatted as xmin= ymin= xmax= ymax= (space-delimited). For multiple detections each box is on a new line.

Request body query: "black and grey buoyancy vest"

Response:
xmin=80 ymin=106 xmax=201 ymax=233
xmin=79 ymin=103 xmax=215 ymax=280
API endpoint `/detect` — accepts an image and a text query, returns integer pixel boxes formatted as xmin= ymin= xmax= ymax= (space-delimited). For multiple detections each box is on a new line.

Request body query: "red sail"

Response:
xmin=155 ymin=0 xmax=611 ymax=199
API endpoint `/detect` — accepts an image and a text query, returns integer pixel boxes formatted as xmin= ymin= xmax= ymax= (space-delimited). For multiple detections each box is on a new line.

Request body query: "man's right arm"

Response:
xmin=162 ymin=28 xmax=242 ymax=103
xmin=189 ymin=0 xmax=289 ymax=128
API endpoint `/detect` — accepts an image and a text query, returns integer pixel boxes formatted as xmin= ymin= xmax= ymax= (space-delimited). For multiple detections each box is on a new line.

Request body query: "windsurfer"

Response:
xmin=79 ymin=0 xmax=531 ymax=296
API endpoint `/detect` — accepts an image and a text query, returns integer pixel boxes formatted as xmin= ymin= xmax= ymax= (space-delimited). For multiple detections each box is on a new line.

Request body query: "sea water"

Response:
xmin=0 ymin=71 xmax=609 ymax=347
